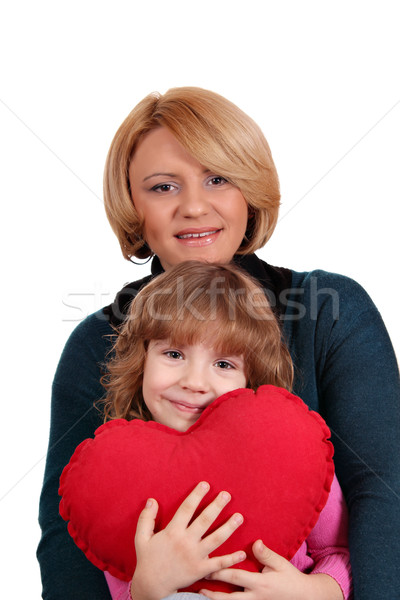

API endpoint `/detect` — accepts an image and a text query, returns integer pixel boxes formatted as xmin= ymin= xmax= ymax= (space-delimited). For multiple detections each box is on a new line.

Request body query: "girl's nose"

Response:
xmin=179 ymin=363 xmax=209 ymax=393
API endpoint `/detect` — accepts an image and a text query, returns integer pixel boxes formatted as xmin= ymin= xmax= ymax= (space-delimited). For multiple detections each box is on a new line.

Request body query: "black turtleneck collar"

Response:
xmin=150 ymin=255 xmax=164 ymax=276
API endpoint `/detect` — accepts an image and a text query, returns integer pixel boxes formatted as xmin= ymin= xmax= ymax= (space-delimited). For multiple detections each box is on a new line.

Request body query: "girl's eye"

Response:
xmin=207 ymin=176 xmax=228 ymax=186
xmin=151 ymin=183 xmax=175 ymax=193
xmin=215 ymin=360 xmax=234 ymax=370
xmin=164 ymin=350 xmax=183 ymax=360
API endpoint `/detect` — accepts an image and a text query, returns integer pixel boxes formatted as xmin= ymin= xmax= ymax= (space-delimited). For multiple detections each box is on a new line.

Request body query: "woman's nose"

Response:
xmin=178 ymin=186 xmax=211 ymax=218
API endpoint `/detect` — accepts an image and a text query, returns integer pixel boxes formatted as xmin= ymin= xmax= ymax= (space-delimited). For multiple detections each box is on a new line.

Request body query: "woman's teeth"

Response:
xmin=177 ymin=230 xmax=218 ymax=239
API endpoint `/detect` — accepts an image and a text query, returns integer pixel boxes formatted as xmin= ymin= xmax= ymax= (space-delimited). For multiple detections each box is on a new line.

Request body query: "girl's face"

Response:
xmin=129 ymin=127 xmax=249 ymax=270
xmin=142 ymin=339 xmax=247 ymax=432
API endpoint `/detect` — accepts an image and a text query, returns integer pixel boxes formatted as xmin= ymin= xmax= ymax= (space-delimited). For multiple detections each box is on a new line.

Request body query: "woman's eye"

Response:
xmin=208 ymin=176 xmax=228 ymax=186
xmin=164 ymin=350 xmax=183 ymax=360
xmin=215 ymin=360 xmax=234 ymax=370
xmin=152 ymin=183 xmax=175 ymax=193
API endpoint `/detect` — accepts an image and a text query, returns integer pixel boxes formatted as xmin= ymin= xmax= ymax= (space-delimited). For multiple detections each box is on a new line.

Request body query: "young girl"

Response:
xmin=100 ymin=261 xmax=352 ymax=600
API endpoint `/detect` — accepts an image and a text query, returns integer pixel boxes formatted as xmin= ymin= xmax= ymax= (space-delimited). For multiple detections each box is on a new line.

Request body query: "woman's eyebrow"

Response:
xmin=143 ymin=172 xmax=177 ymax=182
xmin=143 ymin=169 xmax=212 ymax=183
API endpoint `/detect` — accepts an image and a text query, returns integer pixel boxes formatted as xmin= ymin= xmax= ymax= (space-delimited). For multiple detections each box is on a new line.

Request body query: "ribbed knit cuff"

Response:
xmin=312 ymin=553 xmax=353 ymax=600
xmin=128 ymin=580 xmax=134 ymax=600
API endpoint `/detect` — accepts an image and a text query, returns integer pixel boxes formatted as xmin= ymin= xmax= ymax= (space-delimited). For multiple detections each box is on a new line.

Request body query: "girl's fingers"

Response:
xmin=201 ymin=511 xmax=244 ymax=555
xmin=252 ymin=540 xmax=284 ymax=571
xmin=199 ymin=590 xmax=244 ymax=600
xmin=207 ymin=549 xmax=247 ymax=573
xmin=205 ymin=566 xmax=257 ymax=590
xmin=189 ymin=489 xmax=236 ymax=539
xmin=199 ymin=589 xmax=244 ymax=600
xmin=134 ymin=498 xmax=159 ymax=547
xmin=167 ymin=481 xmax=211 ymax=529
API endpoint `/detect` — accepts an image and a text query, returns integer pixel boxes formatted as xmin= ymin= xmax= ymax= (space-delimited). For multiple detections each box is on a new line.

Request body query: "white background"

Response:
xmin=1 ymin=1 xmax=399 ymax=597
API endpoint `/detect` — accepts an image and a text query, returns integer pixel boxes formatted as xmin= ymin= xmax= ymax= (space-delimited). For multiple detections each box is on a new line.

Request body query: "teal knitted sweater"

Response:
xmin=37 ymin=254 xmax=400 ymax=599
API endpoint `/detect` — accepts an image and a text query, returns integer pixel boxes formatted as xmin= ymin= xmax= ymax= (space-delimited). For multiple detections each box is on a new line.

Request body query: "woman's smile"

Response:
xmin=175 ymin=227 xmax=222 ymax=247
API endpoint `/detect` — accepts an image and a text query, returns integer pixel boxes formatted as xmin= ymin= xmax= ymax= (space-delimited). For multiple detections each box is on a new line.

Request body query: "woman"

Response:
xmin=37 ymin=87 xmax=400 ymax=599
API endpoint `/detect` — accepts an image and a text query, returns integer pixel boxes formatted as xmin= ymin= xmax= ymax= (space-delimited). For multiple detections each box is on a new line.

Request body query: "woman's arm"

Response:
xmin=287 ymin=270 xmax=400 ymax=598
xmin=317 ymin=276 xmax=400 ymax=599
xmin=37 ymin=311 xmax=115 ymax=599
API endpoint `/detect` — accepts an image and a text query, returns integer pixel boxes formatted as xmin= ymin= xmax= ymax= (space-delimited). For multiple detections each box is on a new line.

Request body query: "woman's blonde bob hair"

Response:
xmin=102 ymin=261 xmax=293 ymax=421
xmin=103 ymin=87 xmax=281 ymax=260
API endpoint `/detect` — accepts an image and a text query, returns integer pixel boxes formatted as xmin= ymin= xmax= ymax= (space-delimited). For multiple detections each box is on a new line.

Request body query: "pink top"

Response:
xmin=105 ymin=474 xmax=352 ymax=600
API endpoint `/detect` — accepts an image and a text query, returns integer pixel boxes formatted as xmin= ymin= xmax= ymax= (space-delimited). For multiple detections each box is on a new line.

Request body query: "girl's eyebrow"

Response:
xmin=219 ymin=354 xmax=245 ymax=363
xmin=151 ymin=339 xmax=168 ymax=347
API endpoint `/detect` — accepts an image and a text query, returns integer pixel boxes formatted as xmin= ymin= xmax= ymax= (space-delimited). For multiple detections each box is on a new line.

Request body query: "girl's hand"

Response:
xmin=200 ymin=540 xmax=344 ymax=600
xmin=130 ymin=481 xmax=246 ymax=600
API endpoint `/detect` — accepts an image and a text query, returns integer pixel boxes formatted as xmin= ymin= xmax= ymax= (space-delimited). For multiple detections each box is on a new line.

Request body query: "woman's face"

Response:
xmin=129 ymin=127 xmax=248 ymax=270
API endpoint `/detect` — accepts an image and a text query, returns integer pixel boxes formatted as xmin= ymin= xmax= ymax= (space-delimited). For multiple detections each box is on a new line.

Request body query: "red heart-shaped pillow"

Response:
xmin=59 ymin=385 xmax=334 ymax=592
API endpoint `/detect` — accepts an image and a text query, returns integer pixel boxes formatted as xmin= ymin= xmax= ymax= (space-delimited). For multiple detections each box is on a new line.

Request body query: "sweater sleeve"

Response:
xmin=288 ymin=271 xmax=400 ymax=599
xmin=37 ymin=311 xmax=115 ymax=600
xmin=104 ymin=572 xmax=131 ymax=600
xmin=304 ymin=474 xmax=352 ymax=599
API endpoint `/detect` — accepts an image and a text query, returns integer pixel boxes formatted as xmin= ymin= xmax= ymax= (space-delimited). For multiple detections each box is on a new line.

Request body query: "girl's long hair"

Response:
xmin=102 ymin=261 xmax=293 ymax=421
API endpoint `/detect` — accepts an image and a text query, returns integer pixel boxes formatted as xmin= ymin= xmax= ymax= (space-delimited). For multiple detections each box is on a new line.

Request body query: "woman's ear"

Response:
xmin=247 ymin=205 xmax=256 ymax=219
